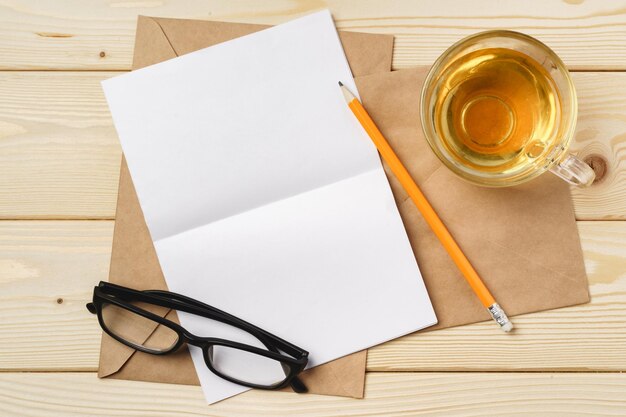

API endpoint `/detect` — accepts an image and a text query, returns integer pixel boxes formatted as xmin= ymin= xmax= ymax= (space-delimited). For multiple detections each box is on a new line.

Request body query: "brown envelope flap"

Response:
xmin=100 ymin=158 xmax=172 ymax=377
xmin=103 ymin=309 xmax=200 ymax=384
xmin=102 ymin=16 xmax=393 ymax=398
xmin=134 ymin=16 xmax=393 ymax=77
xmin=355 ymin=68 xmax=589 ymax=330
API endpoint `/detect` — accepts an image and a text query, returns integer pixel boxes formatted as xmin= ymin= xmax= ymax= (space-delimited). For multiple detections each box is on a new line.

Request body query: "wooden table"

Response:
xmin=1 ymin=1 xmax=625 ymax=416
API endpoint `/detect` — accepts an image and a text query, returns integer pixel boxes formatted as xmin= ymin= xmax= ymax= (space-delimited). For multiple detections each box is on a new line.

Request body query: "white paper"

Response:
xmin=103 ymin=10 xmax=436 ymax=404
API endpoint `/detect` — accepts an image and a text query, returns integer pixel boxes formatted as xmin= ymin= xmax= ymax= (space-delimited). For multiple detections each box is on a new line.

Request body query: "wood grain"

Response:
xmin=570 ymin=72 xmax=626 ymax=220
xmin=1 ymin=1 xmax=626 ymax=70
xmin=0 ymin=72 xmax=121 ymax=219
xmin=0 ymin=220 xmax=623 ymax=372
xmin=1 ymin=372 xmax=624 ymax=417
xmin=1 ymin=71 xmax=625 ymax=219
xmin=0 ymin=220 xmax=113 ymax=370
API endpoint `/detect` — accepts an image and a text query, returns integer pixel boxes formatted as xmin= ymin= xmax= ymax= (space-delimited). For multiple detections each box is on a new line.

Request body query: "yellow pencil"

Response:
xmin=339 ymin=81 xmax=513 ymax=332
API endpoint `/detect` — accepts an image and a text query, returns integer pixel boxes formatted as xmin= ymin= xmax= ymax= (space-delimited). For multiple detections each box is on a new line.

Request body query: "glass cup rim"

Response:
xmin=420 ymin=30 xmax=578 ymax=187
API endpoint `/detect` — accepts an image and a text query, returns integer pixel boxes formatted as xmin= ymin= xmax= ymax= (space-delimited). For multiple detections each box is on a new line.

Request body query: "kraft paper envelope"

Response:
xmin=354 ymin=67 xmax=589 ymax=329
xmin=100 ymin=16 xmax=395 ymax=399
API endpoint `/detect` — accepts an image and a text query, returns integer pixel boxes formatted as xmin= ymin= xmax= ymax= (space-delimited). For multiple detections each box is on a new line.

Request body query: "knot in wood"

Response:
xmin=584 ymin=154 xmax=607 ymax=184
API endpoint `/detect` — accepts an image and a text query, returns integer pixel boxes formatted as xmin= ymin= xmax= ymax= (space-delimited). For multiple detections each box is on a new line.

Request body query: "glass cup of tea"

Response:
xmin=420 ymin=30 xmax=595 ymax=187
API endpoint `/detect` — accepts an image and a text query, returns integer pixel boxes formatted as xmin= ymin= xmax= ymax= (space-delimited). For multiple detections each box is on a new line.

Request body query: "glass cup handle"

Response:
xmin=549 ymin=154 xmax=596 ymax=187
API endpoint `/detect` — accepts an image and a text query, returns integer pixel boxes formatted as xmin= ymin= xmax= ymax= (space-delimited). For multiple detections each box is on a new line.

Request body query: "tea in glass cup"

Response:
xmin=421 ymin=31 xmax=595 ymax=187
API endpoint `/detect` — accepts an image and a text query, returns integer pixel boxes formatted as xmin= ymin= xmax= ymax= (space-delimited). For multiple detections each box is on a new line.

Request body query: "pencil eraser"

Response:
xmin=501 ymin=322 xmax=513 ymax=332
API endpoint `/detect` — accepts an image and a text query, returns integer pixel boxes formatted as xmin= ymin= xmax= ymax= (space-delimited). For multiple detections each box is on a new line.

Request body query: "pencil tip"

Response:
xmin=338 ymin=81 xmax=343 ymax=87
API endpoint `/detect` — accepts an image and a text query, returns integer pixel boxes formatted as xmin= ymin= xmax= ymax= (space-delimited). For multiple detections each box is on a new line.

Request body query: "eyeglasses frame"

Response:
xmin=86 ymin=281 xmax=309 ymax=392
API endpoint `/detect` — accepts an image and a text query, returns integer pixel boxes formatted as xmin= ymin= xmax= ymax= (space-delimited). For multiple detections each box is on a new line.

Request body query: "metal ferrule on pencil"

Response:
xmin=488 ymin=303 xmax=513 ymax=332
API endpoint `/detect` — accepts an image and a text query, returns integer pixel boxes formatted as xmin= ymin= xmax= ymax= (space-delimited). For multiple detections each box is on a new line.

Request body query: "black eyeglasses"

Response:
xmin=87 ymin=281 xmax=309 ymax=392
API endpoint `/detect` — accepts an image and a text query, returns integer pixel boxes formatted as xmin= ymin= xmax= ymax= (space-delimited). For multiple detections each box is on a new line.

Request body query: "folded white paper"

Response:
xmin=103 ymin=10 xmax=436 ymax=404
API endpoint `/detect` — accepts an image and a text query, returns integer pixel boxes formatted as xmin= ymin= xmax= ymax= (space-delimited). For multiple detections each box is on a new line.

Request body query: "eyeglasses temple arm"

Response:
xmin=143 ymin=289 xmax=307 ymax=359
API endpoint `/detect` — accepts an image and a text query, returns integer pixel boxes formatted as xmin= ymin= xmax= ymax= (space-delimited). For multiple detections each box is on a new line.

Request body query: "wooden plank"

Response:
xmin=570 ymin=72 xmax=626 ymax=220
xmin=1 ymin=372 xmax=624 ymax=417
xmin=1 ymin=71 xmax=625 ymax=219
xmin=1 ymin=0 xmax=626 ymax=71
xmin=0 ymin=72 xmax=121 ymax=219
xmin=0 ymin=220 xmax=624 ymax=372
xmin=0 ymin=220 xmax=113 ymax=370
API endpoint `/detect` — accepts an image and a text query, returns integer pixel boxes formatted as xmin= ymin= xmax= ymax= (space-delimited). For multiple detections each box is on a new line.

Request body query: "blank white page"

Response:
xmin=103 ymin=10 xmax=436 ymax=404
